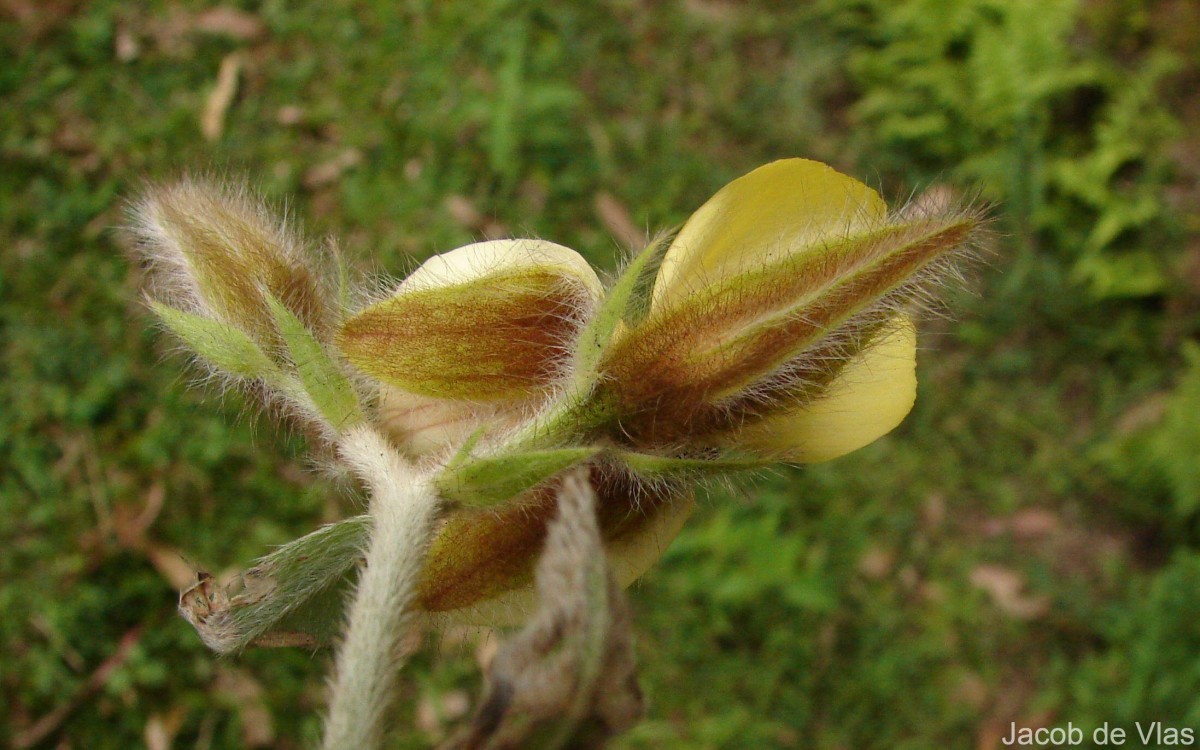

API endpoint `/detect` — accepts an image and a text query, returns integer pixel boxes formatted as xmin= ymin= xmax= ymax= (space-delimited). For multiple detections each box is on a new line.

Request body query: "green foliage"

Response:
xmin=1095 ymin=342 xmax=1200 ymax=533
xmin=1059 ymin=551 xmax=1200 ymax=734
xmin=829 ymin=0 xmax=1183 ymax=298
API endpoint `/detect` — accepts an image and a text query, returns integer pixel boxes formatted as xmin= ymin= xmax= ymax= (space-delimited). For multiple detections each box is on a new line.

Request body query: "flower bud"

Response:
xmin=417 ymin=468 xmax=694 ymax=622
xmin=595 ymin=159 xmax=977 ymax=457
xmin=131 ymin=179 xmax=334 ymax=353
xmin=338 ymin=239 xmax=602 ymax=403
xmin=376 ymin=386 xmax=496 ymax=459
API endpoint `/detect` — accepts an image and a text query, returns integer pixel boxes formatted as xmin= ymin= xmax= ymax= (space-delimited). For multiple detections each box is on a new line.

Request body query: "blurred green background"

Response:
xmin=3 ymin=0 xmax=1200 ymax=747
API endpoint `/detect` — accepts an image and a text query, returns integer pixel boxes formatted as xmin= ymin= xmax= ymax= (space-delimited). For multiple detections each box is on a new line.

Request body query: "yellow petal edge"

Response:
xmin=726 ymin=317 xmax=918 ymax=463
xmin=653 ymin=158 xmax=887 ymax=310
xmin=401 ymin=238 xmax=603 ymax=299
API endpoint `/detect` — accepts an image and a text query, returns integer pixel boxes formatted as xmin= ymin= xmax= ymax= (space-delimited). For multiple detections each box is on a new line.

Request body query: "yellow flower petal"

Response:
xmin=376 ymin=386 xmax=502 ymax=459
xmin=400 ymin=238 xmax=603 ymax=299
xmin=653 ymin=158 xmax=886 ymax=309
xmin=724 ymin=317 xmax=917 ymax=462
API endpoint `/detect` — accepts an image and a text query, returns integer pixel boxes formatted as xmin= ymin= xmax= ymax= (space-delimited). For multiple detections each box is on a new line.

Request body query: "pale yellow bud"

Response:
xmin=338 ymin=239 xmax=603 ymax=402
xmin=376 ymin=386 xmax=500 ymax=459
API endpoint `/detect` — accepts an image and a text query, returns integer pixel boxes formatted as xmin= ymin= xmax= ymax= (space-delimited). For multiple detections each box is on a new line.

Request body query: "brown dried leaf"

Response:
xmin=594 ymin=192 xmax=643 ymax=252
xmin=213 ymin=667 xmax=275 ymax=747
xmin=417 ymin=690 xmax=472 ymax=738
xmin=114 ymin=25 xmax=140 ymax=61
xmin=201 ymin=53 xmax=243 ymax=141
xmin=193 ymin=7 xmax=266 ymax=41
xmin=276 ymin=105 xmax=304 ymax=126
xmin=857 ymin=545 xmax=894 ymax=580
xmin=111 ymin=484 xmax=197 ymax=589
xmin=445 ymin=194 xmax=508 ymax=239
xmin=144 ymin=707 xmax=186 ymax=750
xmin=146 ymin=544 xmax=198 ymax=590
xmin=11 ymin=628 xmax=142 ymax=749
xmin=969 ymin=564 xmax=1049 ymax=620
xmin=1008 ymin=508 xmax=1062 ymax=539
xmin=303 ymin=149 xmax=364 ymax=189
xmin=0 ymin=0 xmax=76 ymax=38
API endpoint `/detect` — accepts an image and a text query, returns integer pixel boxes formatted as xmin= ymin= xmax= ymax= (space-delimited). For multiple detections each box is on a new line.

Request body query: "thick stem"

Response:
xmin=322 ymin=426 xmax=438 ymax=750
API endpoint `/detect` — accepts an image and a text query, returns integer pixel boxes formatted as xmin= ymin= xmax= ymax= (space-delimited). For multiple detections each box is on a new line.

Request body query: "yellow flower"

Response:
xmin=338 ymin=239 xmax=693 ymax=623
xmin=598 ymin=158 xmax=972 ymax=457
xmin=649 ymin=159 xmax=920 ymax=462
xmin=141 ymin=162 xmax=980 ymax=637
xmin=331 ymin=159 xmax=977 ymax=621
xmin=719 ymin=316 xmax=916 ymax=462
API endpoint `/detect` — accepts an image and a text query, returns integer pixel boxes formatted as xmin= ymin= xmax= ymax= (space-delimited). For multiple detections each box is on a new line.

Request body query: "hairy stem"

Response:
xmin=322 ymin=426 xmax=438 ymax=750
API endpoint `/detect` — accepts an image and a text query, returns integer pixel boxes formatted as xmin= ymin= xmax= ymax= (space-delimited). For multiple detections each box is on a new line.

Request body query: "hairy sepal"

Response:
xmin=266 ymin=293 xmax=362 ymax=431
xmin=435 ymin=447 xmax=600 ymax=507
xmin=178 ymin=516 xmax=370 ymax=653
xmin=151 ymin=301 xmax=284 ymax=383
xmin=600 ymin=214 xmax=977 ymax=438
xmin=338 ymin=267 xmax=592 ymax=401
xmin=612 ymin=450 xmax=769 ymax=481
xmin=132 ymin=179 xmax=335 ymax=353
xmin=571 ymin=235 xmax=670 ymax=389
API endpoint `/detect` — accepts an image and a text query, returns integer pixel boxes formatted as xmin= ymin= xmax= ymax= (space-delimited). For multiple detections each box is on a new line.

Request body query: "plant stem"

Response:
xmin=322 ymin=426 xmax=438 ymax=750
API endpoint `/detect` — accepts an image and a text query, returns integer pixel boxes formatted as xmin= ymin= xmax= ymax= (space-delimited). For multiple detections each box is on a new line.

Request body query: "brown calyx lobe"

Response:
xmin=593 ymin=219 xmax=972 ymax=446
xmin=157 ymin=196 xmax=333 ymax=351
xmin=338 ymin=271 xmax=589 ymax=401
xmin=416 ymin=466 xmax=683 ymax=612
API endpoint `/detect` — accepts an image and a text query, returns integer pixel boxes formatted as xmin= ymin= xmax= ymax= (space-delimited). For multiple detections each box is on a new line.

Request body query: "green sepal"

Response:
xmin=445 ymin=425 xmax=487 ymax=470
xmin=436 ymin=447 xmax=599 ymax=507
xmin=151 ymin=301 xmax=283 ymax=382
xmin=181 ymin=515 xmax=370 ymax=653
xmin=612 ymin=450 xmax=768 ymax=479
xmin=571 ymin=236 xmax=670 ymax=387
xmin=266 ymin=294 xmax=362 ymax=429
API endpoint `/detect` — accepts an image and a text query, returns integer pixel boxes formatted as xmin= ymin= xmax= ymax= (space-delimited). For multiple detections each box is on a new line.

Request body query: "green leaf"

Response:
xmin=266 ymin=294 xmax=362 ymax=430
xmin=436 ymin=447 xmax=598 ymax=507
xmin=571 ymin=236 xmax=670 ymax=386
xmin=151 ymin=302 xmax=282 ymax=381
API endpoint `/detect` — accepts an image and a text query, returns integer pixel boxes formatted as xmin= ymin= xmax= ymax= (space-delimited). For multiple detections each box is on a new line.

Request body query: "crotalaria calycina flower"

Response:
xmin=137 ymin=158 xmax=979 ymax=641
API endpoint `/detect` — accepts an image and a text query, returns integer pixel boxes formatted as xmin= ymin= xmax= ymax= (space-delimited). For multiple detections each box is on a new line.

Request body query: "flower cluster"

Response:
xmin=134 ymin=158 xmax=979 ymax=628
